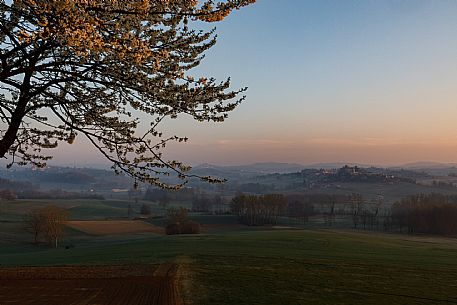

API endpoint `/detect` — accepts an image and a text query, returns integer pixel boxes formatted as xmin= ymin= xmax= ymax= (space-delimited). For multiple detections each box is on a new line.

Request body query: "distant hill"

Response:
xmin=391 ymin=161 xmax=457 ymax=176
xmin=396 ymin=161 xmax=457 ymax=169
xmin=226 ymin=162 xmax=305 ymax=173
xmin=0 ymin=166 xmax=131 ymax=190
xmin=304 ymin=162 xmax=375 ymax=169
xmin=3 ymin=161 xmax=457 ymax=202
xmin=191 ymin=162 xmax=306 ymax=177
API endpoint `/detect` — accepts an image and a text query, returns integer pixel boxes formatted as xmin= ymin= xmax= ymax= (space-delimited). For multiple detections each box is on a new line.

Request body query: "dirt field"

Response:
xmin=67 ymin=220 xmax=164 ymax=235
xmin=0 ymin=264 xmax=181 ymax=305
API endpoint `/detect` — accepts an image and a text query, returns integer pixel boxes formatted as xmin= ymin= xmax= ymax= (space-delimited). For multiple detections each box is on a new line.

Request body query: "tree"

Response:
xmin=323 ymin=195 xmax=336 ymax=227
xmin=287 ymin=195 xmax=314 ymax=225
xmin=0 ymin=0 xmax=254 ymax=189
xmin=24 ymin=205 xmax=68 ymax=247
xmin=230 ymin=193 xmax=287 ymax=226
xmin=127 ymin=201 xmax=134 ymax=218
xmin=191 ymin=191 xmax=213 ymax=212
xmin=41 ymin=205 xmax=69 ymax=248
xmin=166 ymin=206 xmax=201 ymax=235
xmin=0 ymin=189 xmax=16 ymax=200
xmin=24 ymin=207 xmax=44 ymax=243
xmin=390 ymin=193 xmax=457 ymax=235
xmin=140 ymin=203 xmax=152 ymax=215
xmin=158 ymin=194 xmax=171 ymax=208
xmin=167 ymin=206 xmax=188 ymax=226
xmin=350 ymin=193 xmax=363 ymax=229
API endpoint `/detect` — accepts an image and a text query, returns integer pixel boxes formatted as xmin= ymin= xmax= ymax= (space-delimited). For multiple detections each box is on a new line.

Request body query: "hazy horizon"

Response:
xmin=39 ymin=156 xmax=457 ymax=169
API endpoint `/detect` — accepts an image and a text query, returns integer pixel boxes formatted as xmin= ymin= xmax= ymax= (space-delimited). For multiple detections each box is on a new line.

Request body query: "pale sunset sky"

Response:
xmin=52 ymin=0 xmax=457 ymax=167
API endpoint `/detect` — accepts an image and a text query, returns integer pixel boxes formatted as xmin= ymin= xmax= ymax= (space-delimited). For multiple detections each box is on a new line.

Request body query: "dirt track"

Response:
xmin=0 ymin=264 xmax=181 ymax=305
xmin=66 ymin=220 xmax=164 ymax=235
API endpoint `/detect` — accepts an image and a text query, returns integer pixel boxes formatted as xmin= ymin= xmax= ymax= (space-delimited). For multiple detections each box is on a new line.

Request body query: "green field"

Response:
xmin=1 ymin=199 xmax=457 ymax=304
xmin=1 ymin=228 xmax=457 ymax=305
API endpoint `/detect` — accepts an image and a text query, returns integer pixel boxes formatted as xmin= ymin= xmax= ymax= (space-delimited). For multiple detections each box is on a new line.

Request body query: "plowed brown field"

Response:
xmin=66 ymin=220 xmax=164 ymax=235
xmin=0 ymin=265 xmax=181 ymax=305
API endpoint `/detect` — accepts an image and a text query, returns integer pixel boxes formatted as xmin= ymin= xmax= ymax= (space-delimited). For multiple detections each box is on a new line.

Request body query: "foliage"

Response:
xmin=0 ymin=0 xmax=254 ymax=189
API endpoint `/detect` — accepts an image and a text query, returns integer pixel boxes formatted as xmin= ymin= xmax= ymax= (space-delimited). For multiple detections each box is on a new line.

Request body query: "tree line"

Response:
xmin=390 ymin=193 xmax=457 ymax=235
xmin=229 ymin=192 xmax=457 ymax=236
xmin=230 ymin=194 xmax=287 ymax=226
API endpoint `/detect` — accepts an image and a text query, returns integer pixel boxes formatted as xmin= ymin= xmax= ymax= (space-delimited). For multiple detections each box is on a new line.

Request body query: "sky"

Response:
xmin=51 ymin=0 xmax=457 ymax=167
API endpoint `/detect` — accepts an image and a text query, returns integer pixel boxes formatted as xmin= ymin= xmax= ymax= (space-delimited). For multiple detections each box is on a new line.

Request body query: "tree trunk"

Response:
xmin=0 ymin=73 xmax=31 ymax=157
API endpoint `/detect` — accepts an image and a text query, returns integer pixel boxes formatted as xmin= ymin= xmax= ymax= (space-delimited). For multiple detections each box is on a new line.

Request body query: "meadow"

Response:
xmin=1 ymin=199 xmax=457 ymax=304
xmin=1 ymin=225 xmax=457 ymax=305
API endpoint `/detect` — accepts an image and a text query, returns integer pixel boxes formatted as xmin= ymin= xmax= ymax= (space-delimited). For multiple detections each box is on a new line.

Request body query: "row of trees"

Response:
xmin=230 ymin=194 xmax=287 ymax=226
xmin=143 ymin=188 xmax=171 ymax=206
xmin=230 ymin=191 xmax=457 ymax=236
xmin=287 ymin=193 xmax=387 ymax=230
xmin=286 ymin=195 xmax=315 ymax=224
xmin=390 ymin=193 xmax=457 ymax=235
xmin=192 ymin=192 xmax=226 ymax=213
xmin=230 ymin=192 xmax=376 ymax=227
xmin=24 ymin=206 xmax=69 ymax=248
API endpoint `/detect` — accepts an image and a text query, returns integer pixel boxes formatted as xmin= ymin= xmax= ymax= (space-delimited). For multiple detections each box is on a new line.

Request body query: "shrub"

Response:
xmin=165 ymin=220 xmax=201 ymax=235
xmin=181 ymin=220 xmax=201 ymax=234
xmin=165 ymin=223 xmax=181 ymax=235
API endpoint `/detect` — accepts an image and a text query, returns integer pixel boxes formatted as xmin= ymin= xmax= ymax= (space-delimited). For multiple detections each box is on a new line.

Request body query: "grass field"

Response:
xmin=1 ymin=199 xmax=456 ymax=304
xmin=1 ymin=228 xmax=457 ymax=305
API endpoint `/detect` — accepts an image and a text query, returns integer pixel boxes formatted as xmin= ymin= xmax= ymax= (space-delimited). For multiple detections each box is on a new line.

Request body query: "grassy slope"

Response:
xmin=67 ymin=202 xmax=128 ymax=220
xmin=0 ymin=199 xmax=149 ymax=221
xmin=1 ymin=229 xmax=456 ymax=305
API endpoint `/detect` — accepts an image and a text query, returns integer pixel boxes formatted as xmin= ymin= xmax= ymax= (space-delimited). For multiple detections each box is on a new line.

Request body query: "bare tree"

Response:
xmin=41 ymin=206 xmax=69 ymax=248
xmin=140 ymin=203 xmax=152 ymax=216
xmin=230 ymin=193 xmax=287 ymax=226
xmin=351 ymin=193 xmax=363 ymax=229
xmin=24 ymin=208 xmax=44 ymax=244
xmin=167 ymin=207 xmax=188 ymax=226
